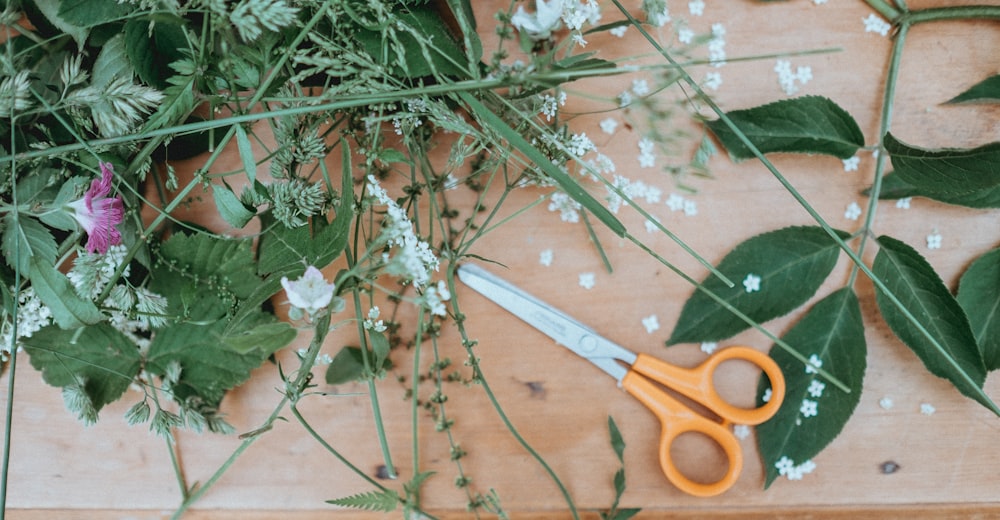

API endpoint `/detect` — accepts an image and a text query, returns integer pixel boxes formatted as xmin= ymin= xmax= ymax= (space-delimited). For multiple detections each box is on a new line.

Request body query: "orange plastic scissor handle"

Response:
xmin=619 ymin=346 xmax=786 ymax=497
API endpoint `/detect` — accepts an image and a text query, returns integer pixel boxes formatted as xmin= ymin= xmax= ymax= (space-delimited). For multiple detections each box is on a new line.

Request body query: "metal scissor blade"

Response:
xmin=457 ymin=264 xmax=636 ymax=381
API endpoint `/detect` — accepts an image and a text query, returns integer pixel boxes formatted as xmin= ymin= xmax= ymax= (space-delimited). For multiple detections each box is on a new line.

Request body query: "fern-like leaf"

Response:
xmin=326 ymin=489 xmax=400 ymax=513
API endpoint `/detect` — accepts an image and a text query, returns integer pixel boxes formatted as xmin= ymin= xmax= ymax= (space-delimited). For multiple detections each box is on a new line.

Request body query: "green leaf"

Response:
xmin=947 ymin=74 xmax=1000 ymax=104
xmin=143 ymin=70 xmax=196 ymax=132
xmin=757 ymin=288 xmax=866 ymax=488
xmin=3 ymin=214 xmax=57 ymax=274
xmin=705 ymin=96 xmax=864 ymax=161
xmin=370 ymin=330 xmax=390 ymax=373
xmin=356 ymin=5 xmax=469 ymax=78
xmin=668 ymin=226 xmax=847 ymax=344
xmin=212 ymin=184 xmax=255 ymax=229
xmin=884 ymin=133 xmax=1000 ymax=196
xmin=326 ymin=489 xmax=400 ymax=512
xmin=91 ymin=34 xmax=132 ymax=89
xmin=868 ymin=172 xmax=1000 ymax=209
xmin=57 ymin=0 xmax=132 ymax=27
xmin=873 ymin=236 xmax=996 ymax=413
xmin=146 ymin=319 xmax=284 ymax=406
xmin=608 ymin=415 xmax=626 ymax=463
xmin=21 ymin=323 xmax=141 ymax=413
xmin=325 ymin=346 xmax=367 ymax=385
xmin=32 ymin=0 xmax=89 ymax=48
xmin=234 ymin=124 xmax=258 ymax=185
xmin=123 ymin=17 xmax=188 ymax=89
xmin=257 ymin=209 xmax=351 ymax=275
xmin=957 ymin=247 xmax=1000 ymax=371
xmin=220 ymin=318 xmax=295 ymax=355
xmin=29 ymin=257 xmax=104 ymax=329
xmin=458 ymin=91 xmax=626 ymax=237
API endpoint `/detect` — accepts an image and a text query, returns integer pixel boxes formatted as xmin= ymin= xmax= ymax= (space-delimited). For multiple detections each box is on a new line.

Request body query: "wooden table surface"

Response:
xmin=5 ymin=1 xmax=1000 ymax=518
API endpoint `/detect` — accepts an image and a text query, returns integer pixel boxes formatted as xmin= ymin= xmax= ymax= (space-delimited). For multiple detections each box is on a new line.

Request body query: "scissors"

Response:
xmin=456 ymin=263 xmax=786 ymax=497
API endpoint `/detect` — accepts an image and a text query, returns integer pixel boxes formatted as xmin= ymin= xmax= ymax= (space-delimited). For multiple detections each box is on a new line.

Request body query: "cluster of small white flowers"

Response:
xmin=548 ymin=191 xmax=582 ymax=223
xmin=0 ymin=287 xmax=53 ymax=360
xmin=844 ymin=201 xmax=862 ymax=221
xmin=743 ymin=273 xmax=761 ymax=293
xmin=609 ymin=25 xmax=628 ymax=37
xmin=863 ymin=13 xmax=892 ymax=36
xmin=703 ymin=71 xmax=722 ymax=91
xmin=842 ymin=156 xmax=860 ymax=171
xmin=775 ymin=456 xmax=817 ymax=481
xmin=364 ymin=306 xmax=387 ymax=332
xmin=666 ymin=193 xmax=698 ymax=216
xmin=926 ymin=231 xmax=942 ymax=250
xmin=584 ymin=153 xmax=617 ymax=179
xmin=421 ymin=280 xmax=451 ymax=317
xmin=367 ymin=175 xmax=440 ymax=288
xmin=774 ymin=60 xmax=812 ymax=96
xmin=579 ymin=272 xmax=596 ymax=289
xmin=688 ymin=0 xmax=705 ymax=16
xmin=391 ymin=99 xmax=429 ymax=136
xmin=539 ymin=91 xmax=567 ymax=122
xmin=709 ymin=23 xmax=726 ymax=67
xmin=67 ymin=244 xmax=131 ymax=300
xmin=510 ymin=0 xmax=601 ymax=45
xmin=700 ymin=341 xmax=718 ymax=354
xmin=641 ymin=314 xmax=660 ymax=334
xmin=567 ymin=132 xmax=595 ymax=156
xmin=638 ymin=137 xmax=657 ymax=168
xmin=606 ymin=175 xmax=662 ymax=214
xmin=895 ymin=197 xmax=912 ymax=209
xmin=561 ymin=0 xmax=602 ymax=31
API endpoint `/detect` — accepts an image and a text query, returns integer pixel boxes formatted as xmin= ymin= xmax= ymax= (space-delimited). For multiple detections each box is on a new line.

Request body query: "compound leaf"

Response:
xmin=327 ymin=489 xmax=400 ymax=513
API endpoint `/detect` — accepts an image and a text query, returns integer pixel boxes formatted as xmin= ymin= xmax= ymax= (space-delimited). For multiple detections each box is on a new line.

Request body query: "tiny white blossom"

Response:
xmin=281 ymin=266 xmax=336 ymax=315
xmin=879 ymin=396 xmax=894 ymax=409
xmin=579 ymin=272 xmax=596 ymax=289
xmin=540 ymin=94 xmax=559 ymax=121
xmin=609 ymin=25 xmax=628 ymax=37
xmin=567 ymin=132 xmax=595 ymax=156
xmin=540 ymin=249 xmax=554 ymax=266
xmin=599 ymin=117 xmax=619 ymax=135
xmin=678 ymin=27 xmax=694 ymax=44
xmin=842 ymin=156 xmax=860 ymax=171
xmin=762 ymin=387 xmax=773 ymax=403
xmin=641 ymin=314 xmax=660 ymax=334
xmin=814 ymin=0 xmax=828 ymax=4
xmin=422 ymin=280 xmax=452 ymax=317
xmin=800 ymin=399 xmax=818 ymax=418
xmin=631 ymin=79 xmax=650 ymax=97
xmin=700 ymin=342 xmax=718 ymax=355
xmin=638 ymin=152 xmax=656 ymax=168
xmin=920 ymin=402 xmax=936 ymax=416
xmin=683 ymin=199 xmax=698 ymax=216
xmin=364 ymin=306 xmax=387 ymax=332
xmin=703 ymin=72 xmax=722 ymax=91
xmin=743 ymin=273 xmax=761 ymax=293
xmin=926 ymin=232 xmax=942 ymax=250
xmin=805 ymin=354 xmax=823 ymax=374
xmin=895 ymin=197 xmax=912 ymax=209
xmin=511 ymin=0 xmax=564 ymax=40
xmin=548 ymin=191 xmax=582 ymax=223
xmin=688 ymin=0 xmax=705 ymax=16
xmin=644 ymin=218 xmax=660 ymax=233
xmin=807 ymin=379 xmax=826 ymax=398
xmin=844 ymin=201 xmax=862 ymax=220
xmin=863 ymin=13 xmax=891 ymax=36
xmin=733 ymin=424 xmax=750 ymax=440
xmin=618 ymin=90 xmax=633 ymax=107
xmin=775 ymin=456 xmax=795 ymax=476
xmin=666 ymin=193 xmax=686 ymax=212
xmin=571 ymin=33 xmax=588 ymax=47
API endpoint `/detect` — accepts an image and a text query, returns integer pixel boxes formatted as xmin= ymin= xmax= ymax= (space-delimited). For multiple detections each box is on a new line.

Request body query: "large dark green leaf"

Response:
xmin=57 ymin=0 xmax=132 ymax=27
xmin=957 ymin=247 xmax=1000 ymax=371
xmin=146 ymin=317 xmax=287 ymax=406
xmin=757 ymin=288 xmax=866 ymax=488
xmin=123 ymin=17 xmax=189 ymax=90
xmin=667 ymin=226 xmax=847 ymax=344
xmin=868 ymin=172 xmax=1000 ymax=209
xmin=873 ymin=236 xmax=996 ymax=413
xmin=885 ymin=133 xmax=1000 ymax=195
xmin=22 ymin=323 xmax=141 ymax=413
xmin=705 ymin=96 xmax=864 ymax=161
xmin=356 ymin=5 xmax=470 ymax=78
xmin=947 ymin=75 xmax=1000 ymax=104
xmin=3 ymin=214 xmax=56 ymax=274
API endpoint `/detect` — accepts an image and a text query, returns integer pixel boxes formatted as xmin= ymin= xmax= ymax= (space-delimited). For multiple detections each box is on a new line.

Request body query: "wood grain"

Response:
xmin=4 ymin=1 xmax=1000 ymax=517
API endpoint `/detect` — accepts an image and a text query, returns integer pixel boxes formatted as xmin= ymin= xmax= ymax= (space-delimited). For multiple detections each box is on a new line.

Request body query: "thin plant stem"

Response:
xmin=290 ymin=403 xmax=389 ymax=492
xmin=905 ymin=6 xmax=1000 ymax=24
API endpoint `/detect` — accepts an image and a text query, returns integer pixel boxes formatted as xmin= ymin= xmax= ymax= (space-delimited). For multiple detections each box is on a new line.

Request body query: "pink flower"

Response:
xmin=68 ymin=162 xmax=124 ymax=254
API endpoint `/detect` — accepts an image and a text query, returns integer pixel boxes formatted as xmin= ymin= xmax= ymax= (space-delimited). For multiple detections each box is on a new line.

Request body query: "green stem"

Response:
xmin=863 ymin=0 xmax=903 ymax=20
xmin=290 ymin=403 xmax=389 ymax=492
xmin=904 ymin=6 xmax=1000 ymax=24
xmin=850 ymin=20 xmax=909 ymax=286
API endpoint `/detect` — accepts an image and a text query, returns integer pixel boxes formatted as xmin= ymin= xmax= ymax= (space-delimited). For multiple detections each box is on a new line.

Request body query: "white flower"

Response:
xmin=879 ymin=396 xmax=894 ymax=409
xmin=762 ymin=387 xmax=773 ymax=403
xmin=511 ymin=0 xmax=564 ymax=40
xmin=641 ymin=314 xmax=660 ymax=334
xmin=631 ymin=79 xmax=650 ymax=97
xmin=579 ymin=272 xmax=596 ymax=289
xmin=743 ymin=273 xmax=761 ymax=293
xmin=364 ymin=306 xmax=387 ymax=332
xmin=927 ymin=232 xmax=942 ymax=250
xmin=540 ymin=249 xmax=554 ymax=266
xmin=683 ymin=199 xmax=698 ymax=216
xmin=842 ymin=156 xmax=860 ymax=171
xmin=805 ymin=354 xmax=823 ymax=374
xmin=800 ymin=399 xmax=818 ymax=418
xmin=678 ymin=27 xmax=694 ymax=44
xmin=540 ymin=94 xmax=559 ymax=121
xmin=863 ymin=13 xmax=892 ymax=36
xmin=281 ymin=266 xmax=336 ymax=315
xmin=561 ymin=0 xmax=601 ymax=31
xmin=703 ymin=72 xmax=722 ymax=91
xmin=896 ymin=197 xmax=912 ymax=209
xmin=844 ymin=201 xmax=862 ymax=220
xmin=689 ymin=0 xmax=705 ymax=16
xmin=548 ymin=191 xmax=582 ymax=223
xmin=567 ymin=132 xmax=595 ymax=156
xmin=775 ymin=456 xmax=795 ymax=476
xmin=700 ymin=342 xmax=718 ymax=354
xmin=422 ymin=280 xmax=452 ymax=317
xmin=599 ymin=117 xmax=619 ymax=135
xmin=807 ymin=379 xmax=826 ymax=398
xmin=733 ymin=424 xmax=750 ymax=440
xmin=920 ymin=402 xmax=936 ymax=416
xmin=610 ymin=25 xmax=627 ymax=37
xmin=666 ymin=193 xmax=686 ymax=212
